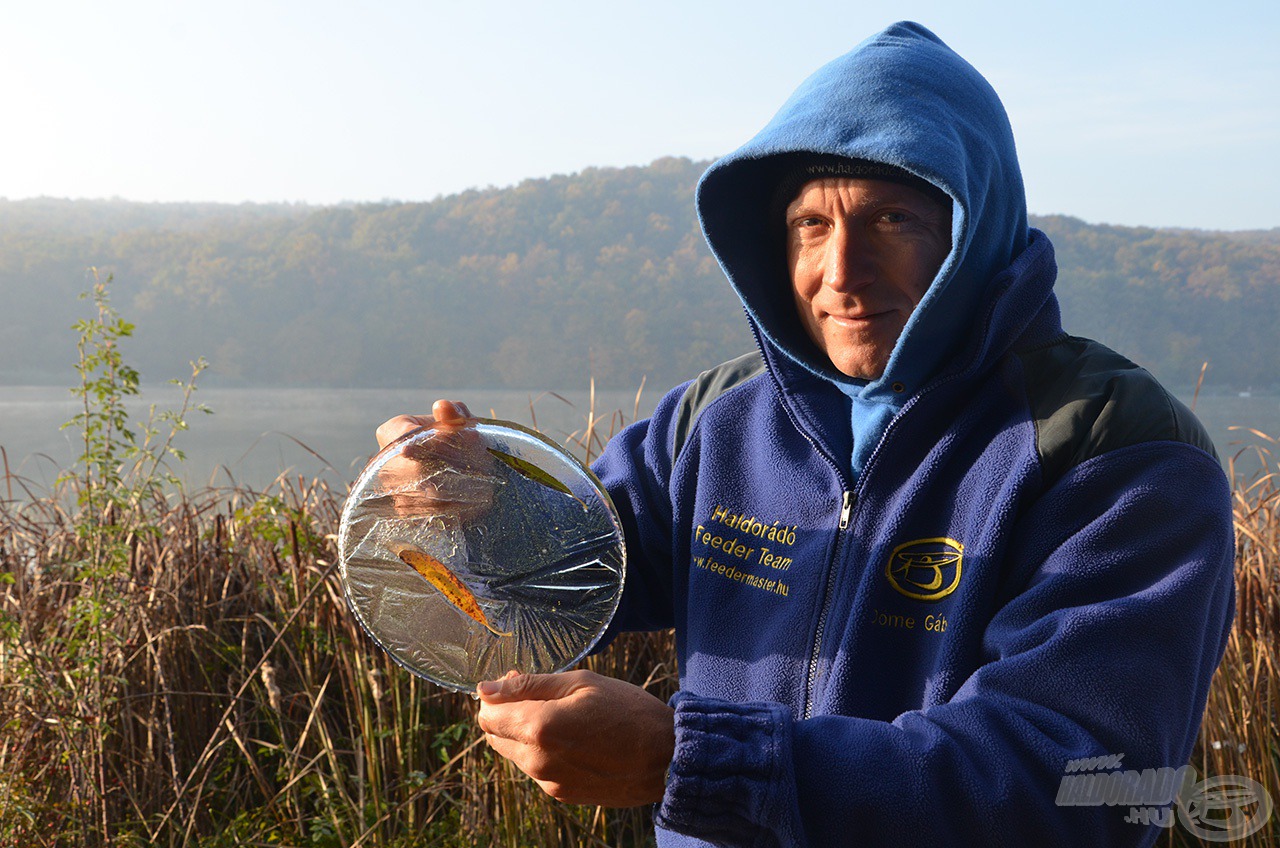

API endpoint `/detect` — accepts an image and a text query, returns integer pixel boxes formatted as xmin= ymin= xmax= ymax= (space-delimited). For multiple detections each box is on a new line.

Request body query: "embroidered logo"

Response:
xmin=886 ymin=537 xmax=963 ymax=601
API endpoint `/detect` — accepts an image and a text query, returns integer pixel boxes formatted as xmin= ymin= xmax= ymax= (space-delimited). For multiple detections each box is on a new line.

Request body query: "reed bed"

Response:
xmin=1167 ymin=446 xmax=1280 ymax=846
xmin=0 ymin=381 xmax=678 ymax=847
xmin=1 ymin=408 xmax=1275 ymax=846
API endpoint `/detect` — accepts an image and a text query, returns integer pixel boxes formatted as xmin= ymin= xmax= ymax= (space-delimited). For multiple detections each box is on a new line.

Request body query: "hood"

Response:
xmin=695 ymin=21 xmax=1032 ymax=473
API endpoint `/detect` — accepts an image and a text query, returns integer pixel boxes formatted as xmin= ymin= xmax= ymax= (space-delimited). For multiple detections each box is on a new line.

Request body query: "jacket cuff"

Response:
xmin=656 ymin=691 xmax=794 ymax=843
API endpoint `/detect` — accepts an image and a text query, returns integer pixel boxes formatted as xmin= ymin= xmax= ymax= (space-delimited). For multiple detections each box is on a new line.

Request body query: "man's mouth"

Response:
xmin=826 ymin=310 xmax=890 ymax=326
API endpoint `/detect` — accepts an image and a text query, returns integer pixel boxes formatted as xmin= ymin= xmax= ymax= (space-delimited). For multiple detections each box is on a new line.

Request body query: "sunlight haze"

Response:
xmin=3 ymin=0 xmax=1276 ymax=229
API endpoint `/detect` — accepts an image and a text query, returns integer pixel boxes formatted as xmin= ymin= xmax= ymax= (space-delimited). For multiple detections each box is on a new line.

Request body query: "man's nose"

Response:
xmin=822 ymin=224 xmax=875 ymax=292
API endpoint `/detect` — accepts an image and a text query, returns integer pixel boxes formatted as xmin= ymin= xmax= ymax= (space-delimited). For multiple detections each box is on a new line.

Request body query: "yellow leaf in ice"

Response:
xmin=486 ymin=447 xmax=586 ymax=509
xmin=395 ymin=545 xmax=512 ymax=637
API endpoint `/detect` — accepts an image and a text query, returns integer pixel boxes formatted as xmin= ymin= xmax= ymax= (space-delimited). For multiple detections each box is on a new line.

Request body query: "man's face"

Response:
xmin=786 ymin=177 xmax=951 ymax=380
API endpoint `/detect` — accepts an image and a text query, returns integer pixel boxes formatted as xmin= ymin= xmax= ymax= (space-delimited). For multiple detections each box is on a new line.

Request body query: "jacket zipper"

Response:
xmin=740 ymin=316 xmax=858 ymax=719
xmin=739 ymin=272 xmax=1020 ymax=719
xmin=798 ymin=366 xmax=977 ymax=717
xmin=801 ymin=486 xmax=853 ymax=719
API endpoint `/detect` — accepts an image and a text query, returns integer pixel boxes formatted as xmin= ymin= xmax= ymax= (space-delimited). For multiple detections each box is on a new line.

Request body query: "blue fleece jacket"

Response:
xmin=592 ymin=21 xmax=1235 ymax=848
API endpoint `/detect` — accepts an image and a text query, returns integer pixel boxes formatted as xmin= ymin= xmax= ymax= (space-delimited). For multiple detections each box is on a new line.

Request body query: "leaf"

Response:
xmin=486 ymin=447 xmax=586 ymax=509
xmin=395 ymin=545 xmax=512 ymax=637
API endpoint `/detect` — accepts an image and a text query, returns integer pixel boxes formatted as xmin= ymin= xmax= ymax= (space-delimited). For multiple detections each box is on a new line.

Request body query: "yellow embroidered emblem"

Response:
xmin=886 ymin=537 xmax=963 ymax=601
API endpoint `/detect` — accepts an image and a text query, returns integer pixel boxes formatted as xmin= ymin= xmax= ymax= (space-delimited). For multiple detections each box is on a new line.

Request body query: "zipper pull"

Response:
xmin=839 ymin=491 xmax=854 ymax=530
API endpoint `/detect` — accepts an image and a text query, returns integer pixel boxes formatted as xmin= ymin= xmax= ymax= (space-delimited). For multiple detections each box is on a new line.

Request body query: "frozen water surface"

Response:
xmin=338 ymin=420 xmax=625 ymax=692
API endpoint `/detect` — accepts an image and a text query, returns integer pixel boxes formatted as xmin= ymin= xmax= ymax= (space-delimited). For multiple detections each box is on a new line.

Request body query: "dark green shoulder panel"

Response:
xmin=672 ymin=352 xmax=767 ymax=461
xmin=1017 ymin=336 xmax=1218 ymax=485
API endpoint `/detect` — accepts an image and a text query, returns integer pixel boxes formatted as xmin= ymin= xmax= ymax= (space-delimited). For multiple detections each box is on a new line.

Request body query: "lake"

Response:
xmin=0 ymin=385 xmax=657 ymax=495
xmin=2 ymin=384 xmax=1277 ymax=497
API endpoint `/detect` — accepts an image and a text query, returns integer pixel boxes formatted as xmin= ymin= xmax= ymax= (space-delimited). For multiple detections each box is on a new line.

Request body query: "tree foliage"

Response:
xmin=2 ymin=161 xmax=1278 ymax=390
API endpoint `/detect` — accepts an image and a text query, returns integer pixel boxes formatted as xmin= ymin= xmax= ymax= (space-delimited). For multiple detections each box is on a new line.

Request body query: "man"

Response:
xmin=377 ymin=22 xmax=1235 ymax=846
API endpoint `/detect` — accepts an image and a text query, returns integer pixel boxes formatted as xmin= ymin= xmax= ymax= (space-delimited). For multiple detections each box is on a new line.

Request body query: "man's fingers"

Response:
xmin=374 ymin=400 xmax=473 ymax=450
xmin=476 ymin=670 xmax=587 ymax=704
xmin=476 ymin=700 xmax=519 ymax=741
xmin=475 ymin=671 xmax=592 ymax=744
xmin=477 ymin=699 xmax=558 ymax=752
xmin=481 ymin=728 xmax=572 ymax=801
xmin=432 ymin=399 xmax=473 ymax=426
xmin=481 ymin=726 xmax=528 ymax=761
xmin=475 ymin=669 xmax=674 ymax=807
xmin=374 ymin=414 xmax=431 ymax=449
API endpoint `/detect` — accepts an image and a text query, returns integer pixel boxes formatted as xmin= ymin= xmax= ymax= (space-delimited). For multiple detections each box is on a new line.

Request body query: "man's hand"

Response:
xmin=375 ymin=399 xmax=472 ymax=450
xmin=476 ymin=669 xmax=675 ymax=808
xmin=371 ymin=400 xmax=495 ymax=518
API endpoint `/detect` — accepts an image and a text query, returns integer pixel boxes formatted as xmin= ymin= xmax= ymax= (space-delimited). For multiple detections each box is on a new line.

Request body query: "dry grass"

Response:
xmin=1163 ymin=448 xmax=1280 ymax=847
xmin=0 ymin=397 xmax=674 ymax=848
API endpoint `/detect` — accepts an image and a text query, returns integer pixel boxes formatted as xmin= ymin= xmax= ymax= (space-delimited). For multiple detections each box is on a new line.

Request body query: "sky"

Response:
xmin=2 ymin=1 xmax=1277 ymax=230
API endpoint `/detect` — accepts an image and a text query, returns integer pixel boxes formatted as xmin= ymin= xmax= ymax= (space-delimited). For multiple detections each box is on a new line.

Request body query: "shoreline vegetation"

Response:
xmin=2 ymin=284 xmax=1277 ymax=846
xmin=0 ymin=279 xmax=675 ymax=845
xmin=4 ymin=160 xmax=1280 ymax=393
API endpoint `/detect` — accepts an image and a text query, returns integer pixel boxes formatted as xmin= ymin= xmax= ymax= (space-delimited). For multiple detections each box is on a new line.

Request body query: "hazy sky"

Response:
xmin=3 ymin=1 xmax=1277 ymax=229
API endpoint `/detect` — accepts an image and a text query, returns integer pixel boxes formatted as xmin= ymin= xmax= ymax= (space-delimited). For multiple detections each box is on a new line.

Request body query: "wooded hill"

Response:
xmin=3 ymin=158 xmax=1278 ymax=391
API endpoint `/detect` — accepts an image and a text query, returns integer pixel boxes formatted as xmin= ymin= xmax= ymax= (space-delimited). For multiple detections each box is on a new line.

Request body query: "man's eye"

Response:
xmin=795 ymin=216 xmax=826 ymax=228
xmin=878 ymin=211 xmax=909 ymax=225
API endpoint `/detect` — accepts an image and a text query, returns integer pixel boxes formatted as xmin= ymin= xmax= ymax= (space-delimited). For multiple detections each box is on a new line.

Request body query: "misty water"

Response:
xmin=2 ymin=385 xmax=1278 ymax=496
xmin=0 ymin=385 xmax=655 ymax=495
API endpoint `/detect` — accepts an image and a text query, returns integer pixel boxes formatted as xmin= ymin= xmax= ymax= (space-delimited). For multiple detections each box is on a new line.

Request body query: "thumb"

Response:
xmin=432 ymin=399 xmax=473 ymax=427
xmin=476 ymin=670 xmax=585 ymax=704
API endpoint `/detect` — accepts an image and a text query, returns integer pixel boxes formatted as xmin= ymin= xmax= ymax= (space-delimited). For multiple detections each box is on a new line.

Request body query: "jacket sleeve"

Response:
xmin=655 ymin=442 xmax=1236 ymax=847
xmin=590 ymin=380 xmax=691 ymax=635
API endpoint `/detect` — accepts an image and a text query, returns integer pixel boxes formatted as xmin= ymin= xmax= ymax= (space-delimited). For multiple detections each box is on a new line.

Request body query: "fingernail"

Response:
xmin=477 ymin=680 xmax=499 ymax=697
